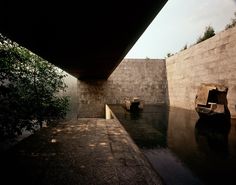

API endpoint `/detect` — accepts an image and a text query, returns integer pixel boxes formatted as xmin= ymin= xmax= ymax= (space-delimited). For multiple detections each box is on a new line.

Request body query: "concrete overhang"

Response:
xmin=1 ymin=0 xmax=167 ymax=79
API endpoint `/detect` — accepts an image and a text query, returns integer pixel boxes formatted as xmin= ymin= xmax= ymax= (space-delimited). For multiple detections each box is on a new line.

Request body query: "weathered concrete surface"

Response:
xmin=61 ymin=72 xmax=78 ymax=120
xmin=77 ymin=59 xmax=167 ymax=117
xmin=166 ymin=26 xmax=236 ymax=118
xmin=0 ymin=119 xmax=163 ymax=185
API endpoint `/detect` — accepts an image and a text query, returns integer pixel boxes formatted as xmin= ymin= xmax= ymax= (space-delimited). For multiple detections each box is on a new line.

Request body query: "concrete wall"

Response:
xmin=63 ymin=27 xmax=236 ymax=119
xmin=77 ymin=59 xmax=167 ymax=117
xmin=166 ymin=26 xmax=236 ymax=118
xmin=60 ymin=73 xmax=78 ymax=120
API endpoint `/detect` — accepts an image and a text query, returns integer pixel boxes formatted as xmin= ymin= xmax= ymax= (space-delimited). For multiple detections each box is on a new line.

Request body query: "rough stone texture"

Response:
xmin=77 ymin=59 xmax=167 ymax=117
xmin=166 ymin=26 xmax=236 ymax=118
xmin=0 ymin=118 xmax=164 ymax=185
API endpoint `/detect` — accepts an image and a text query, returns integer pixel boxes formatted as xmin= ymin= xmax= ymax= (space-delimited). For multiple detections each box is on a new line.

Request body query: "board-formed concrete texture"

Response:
xmin=166 ymin=26 xmax=236 ymax=118
xmin=77 ymin=59 xmax=167 ymax=117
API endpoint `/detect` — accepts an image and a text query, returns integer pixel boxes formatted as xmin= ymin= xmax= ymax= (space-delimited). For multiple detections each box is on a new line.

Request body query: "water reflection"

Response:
xmin=195 ymin=117 xmax=231 ymax=159
xmin=110 ymin=104 xmax=168 ymax=148
xmin=109 ymin=104 xmax=236 ymax=185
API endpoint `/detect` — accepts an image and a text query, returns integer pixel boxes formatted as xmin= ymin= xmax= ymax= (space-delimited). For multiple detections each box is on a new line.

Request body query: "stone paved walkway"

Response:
xmin=0 ymin=118 xmax=164 ymax=185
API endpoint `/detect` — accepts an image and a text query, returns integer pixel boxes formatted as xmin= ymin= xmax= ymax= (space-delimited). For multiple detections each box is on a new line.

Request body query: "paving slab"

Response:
xmin=0 ymin=118 xmax=164 ymax=185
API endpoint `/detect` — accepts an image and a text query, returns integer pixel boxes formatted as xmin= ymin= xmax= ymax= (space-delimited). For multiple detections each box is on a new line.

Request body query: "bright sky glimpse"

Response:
xmin=125 ymin=0 xmax=236 ymax=59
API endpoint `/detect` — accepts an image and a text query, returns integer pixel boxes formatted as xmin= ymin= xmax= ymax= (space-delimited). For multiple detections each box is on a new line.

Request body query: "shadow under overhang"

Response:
xmin=0 ymin=0 xmax=167 ymax=79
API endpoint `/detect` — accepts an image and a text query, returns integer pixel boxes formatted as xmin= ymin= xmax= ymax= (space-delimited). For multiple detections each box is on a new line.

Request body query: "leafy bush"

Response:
xmin=180 ymin=44 xmax=188 ymax=51
xmin=166 ymin=53 xmax=174 ymax=58
xmin=196 ymin=26 xmax=215 ymax=44
xmin=0 ymin=34 xmax=69 ymax=140
xmin=225 ymin=12 xmax=236 ymax=30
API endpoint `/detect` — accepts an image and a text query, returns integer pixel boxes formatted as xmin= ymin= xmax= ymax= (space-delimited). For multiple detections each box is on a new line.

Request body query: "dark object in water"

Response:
xmin=123 ymin=97 xmax=144 ymax=112
xmin=195 ymin=83 xmax=230 ymax=119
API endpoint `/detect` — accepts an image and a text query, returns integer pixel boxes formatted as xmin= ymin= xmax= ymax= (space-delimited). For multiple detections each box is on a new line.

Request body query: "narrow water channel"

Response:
xmin=109 ymin=104 xmax=236 ymax=185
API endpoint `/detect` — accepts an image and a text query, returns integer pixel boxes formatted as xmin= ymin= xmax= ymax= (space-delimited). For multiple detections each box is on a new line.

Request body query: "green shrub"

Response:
xmin=196 ymin=26 xmax=215 ymax=44
xmin=225 ymin=12 xmax=236 ymax=30
xmin=0 ymin=34 xmax=69 ymax=140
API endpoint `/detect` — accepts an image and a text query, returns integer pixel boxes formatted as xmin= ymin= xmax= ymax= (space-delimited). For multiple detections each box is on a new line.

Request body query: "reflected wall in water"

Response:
xmin=228 ymin=119 xmax=236 ymax=159
xmin=167 ymin=107 xmax=236 ymax=185
xmin=110 ymin=104 xmax=236 ymax=185
xmin=109 ymin=104 xmax=168 ymax=148
xmin=167 ymin=107 xmax=199 ymax=160
xmin=195 ymin=117 xmax=231 ymax=158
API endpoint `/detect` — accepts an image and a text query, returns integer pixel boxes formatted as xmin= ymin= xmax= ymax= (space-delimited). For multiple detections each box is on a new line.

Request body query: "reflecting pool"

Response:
xmin=109 ymin=104 xmax=236 ymax=185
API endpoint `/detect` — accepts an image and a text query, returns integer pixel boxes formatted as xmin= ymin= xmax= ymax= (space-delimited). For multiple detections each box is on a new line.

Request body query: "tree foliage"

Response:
xmin=0 ymin=34 xmax=69 ymax=140
xmin=180 ymin=44 xmax=188 ymax=51
xmin=166 ymin=52 xmax=174 ymax=58
xmin=225 ymin=12 xmax=236 ymax=30
xmin=196 ymin=26 xmax=215 ymax=44
xmin=183 ymin=44 xmax=187 ymax=50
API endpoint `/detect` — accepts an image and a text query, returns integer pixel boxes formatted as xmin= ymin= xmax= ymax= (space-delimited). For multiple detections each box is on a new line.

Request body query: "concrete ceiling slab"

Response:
xmin=1 ymin=0 xmax=167 ymax=79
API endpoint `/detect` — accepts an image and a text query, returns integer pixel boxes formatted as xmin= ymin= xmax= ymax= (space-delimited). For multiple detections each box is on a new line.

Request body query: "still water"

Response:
xmin=109 ymin=104 xmax=236 ymax=185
